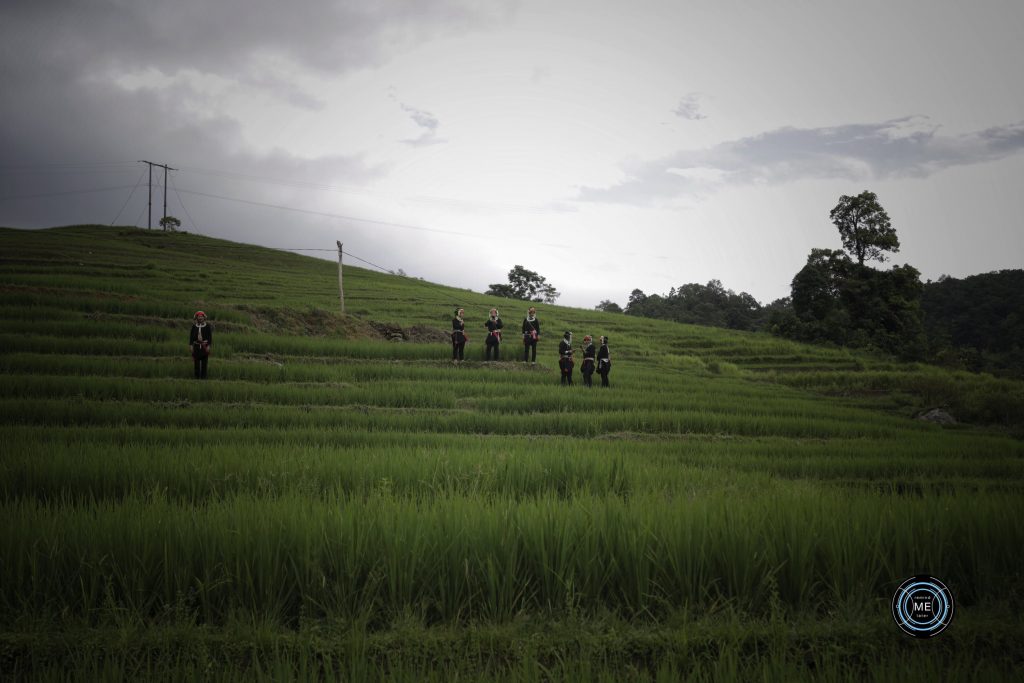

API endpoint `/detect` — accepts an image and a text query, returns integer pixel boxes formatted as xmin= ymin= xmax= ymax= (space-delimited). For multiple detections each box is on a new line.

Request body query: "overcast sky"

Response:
xmin=2 ymin=0 xmax=1022 ymax=309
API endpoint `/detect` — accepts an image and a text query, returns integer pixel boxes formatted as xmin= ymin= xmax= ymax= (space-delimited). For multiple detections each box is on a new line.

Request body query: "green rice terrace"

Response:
xmin=1 ymin=225 xmax=1023 ymax=681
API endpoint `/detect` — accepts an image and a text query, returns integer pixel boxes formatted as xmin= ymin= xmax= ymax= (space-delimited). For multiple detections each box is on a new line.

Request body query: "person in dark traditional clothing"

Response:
xmin=580 ymin=334 xmax=596 ymax=387
xmin=558 ymin=331 xmax=574 ymax=385
xmin=522 ymin=306 xmax=540 ymax=363
xmin=597 ymin=335 xmax=611 ymax=388
xmin=189 ymin=311 xmax=213 ymax=379
xmin=451 ymin=308 xmax=467 ymax=361
xmin=484 ymin=308 xmax=503 ymax=361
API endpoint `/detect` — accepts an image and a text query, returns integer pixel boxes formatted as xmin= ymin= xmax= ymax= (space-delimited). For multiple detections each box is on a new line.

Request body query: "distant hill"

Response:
xmin=623 ymin=269 xmax=1023 ymax=378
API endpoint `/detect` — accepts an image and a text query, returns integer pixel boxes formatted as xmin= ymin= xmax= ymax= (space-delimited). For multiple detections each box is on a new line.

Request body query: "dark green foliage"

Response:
xmin=776 ymin=249 xmax=925 ymax=359
xmin=829 ymin=190 xmax=899 ymax=266
xmin=485 ymin=265 xmax=560 ymax=303
xmin=922 ymin=270 xmax=1024 ymax=377
xmin=624 ymin=280 xmax=766 ymax=331
xmin=595 ymin=299 xmax=622 ymax=313
xmin=772 ymin=192 xmax=923 ymax=360
xmin=789 ymin=248 xmax=852 ymax=342
xmin=159 ymin=215 xmax=181 ymax=232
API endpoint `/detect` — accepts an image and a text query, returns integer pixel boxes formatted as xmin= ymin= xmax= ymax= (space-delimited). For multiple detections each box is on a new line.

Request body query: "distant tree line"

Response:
xmin=920 ymin=269 xmax=1024 ymax=377
xmin=620 ymin=281 xmax=770 ymax=332
xmin=601 ymin=191 xmax=1022 ymax=376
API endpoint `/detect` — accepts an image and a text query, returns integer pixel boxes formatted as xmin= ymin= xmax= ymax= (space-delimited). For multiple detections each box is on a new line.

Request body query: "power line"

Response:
xmin=175 ymin=164 xmax=550 ymax=214
xmin=133 ymin=203 xmax=147 ymax=229
xmin=168 ymin=173 xmax=201 ymax=232
xmin=0 ymin=168 xmax=141 ymax=178
xmin=109 ymin=168 xmax=148 ymax=226
xmin=0 ymin=185 xmax=139 ymax=201
xmin=149 ymin=241 xmax=399 ymax=275
xmin=0 ymin=161 xmax=137 ymax=171
xmin=1 ymin=159 xmax=563 ymax=242
xmin=175 ymin=186 xmax=490 ymax=240
xmin=342 ymin=249 xmax=394 ymax=274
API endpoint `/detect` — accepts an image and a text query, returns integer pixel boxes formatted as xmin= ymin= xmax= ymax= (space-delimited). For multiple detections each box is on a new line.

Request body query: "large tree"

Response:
xmin=486 ymin=265 xmax=560 ymax=304
xmin=781 ymin=247 xmax=925 ymax=358
xmin=791 ymin=249 xmax=851 ymax=327
xmin=829 ymin=191 xmax=899 ymax=266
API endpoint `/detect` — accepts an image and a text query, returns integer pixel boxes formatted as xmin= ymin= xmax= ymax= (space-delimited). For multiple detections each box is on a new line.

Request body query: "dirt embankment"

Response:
xmin=235 ymin=304 xmax=448 ymax=342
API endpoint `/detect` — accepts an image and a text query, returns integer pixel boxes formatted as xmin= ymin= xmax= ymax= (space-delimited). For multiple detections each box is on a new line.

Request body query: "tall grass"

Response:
xmin=3 ymin=488 xmax=1021 ymax=626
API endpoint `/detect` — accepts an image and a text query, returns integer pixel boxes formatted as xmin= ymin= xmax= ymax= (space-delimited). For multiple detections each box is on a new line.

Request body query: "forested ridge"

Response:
xmin=615 ymin=192 xmax=1021 ymax=377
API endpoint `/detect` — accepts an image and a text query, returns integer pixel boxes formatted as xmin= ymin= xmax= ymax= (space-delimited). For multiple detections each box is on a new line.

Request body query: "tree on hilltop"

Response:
xmin=159 ymin=215 xmax=181 ymax=232
xmin=486 ymin=265 xmax=560 ymax=304
xmin=829 ymin=191 xmax=899 ymax=266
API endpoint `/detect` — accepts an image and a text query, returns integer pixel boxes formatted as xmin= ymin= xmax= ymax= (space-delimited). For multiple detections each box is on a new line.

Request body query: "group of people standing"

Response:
xmin=190 ymin=306 xmax=613 ymax=387
xmin=558 ymin=331 xmax=612 ymax=387
xmin=451 ymin=306 xmax=612 ymax=387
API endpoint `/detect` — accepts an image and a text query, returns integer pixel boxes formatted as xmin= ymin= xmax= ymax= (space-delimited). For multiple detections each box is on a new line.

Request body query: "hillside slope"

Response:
xmin=2 ymin=225 xmax=1023 ymax=681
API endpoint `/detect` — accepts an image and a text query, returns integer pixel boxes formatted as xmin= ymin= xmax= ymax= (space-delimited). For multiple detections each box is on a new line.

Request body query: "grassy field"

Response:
xmin=1 ymin=225 xmax=1023 ymax=681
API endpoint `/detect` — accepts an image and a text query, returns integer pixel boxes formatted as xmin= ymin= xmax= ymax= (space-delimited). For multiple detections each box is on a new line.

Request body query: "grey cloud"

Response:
xmin=0 ymin=62 xmax=384 ymax=232
xmin=979 ymin=121 xmax=1024 ymax=153
xmin=401 ymin=104 xmax=440 ymax=132
xmin=0 ymin=0 xmax=495 ymax=231
xmin=673 ymin=93 xmax=706 ymax=120
xmin=240 ymin=73 xmax=327 ymax=111
xmin=1 ymin=0 xmax=511 ymax=79
xmin=402 ymin=134 xmax=447 ymax=147
xmin=578 ymin=117 xmax=1024 ymax=205
xmin=399 ymin=103 xmax=445 ymax=146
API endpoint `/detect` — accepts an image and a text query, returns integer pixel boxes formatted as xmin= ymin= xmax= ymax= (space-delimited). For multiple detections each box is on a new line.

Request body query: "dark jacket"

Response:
xmin=581 ymin=343 xmax=596 ymax=373
xmin=558 ymin=338 xmax=573 ymax=358
xmin=190 ymin=322 xmax=213 ymax=357
xmin=522 ymin=316 xmax=540 ymax=341
xmin=597 ymin=343 xmax=611 ymax=373
xmin=452 ymin=317 xmax=466 ymax=342
xmin=485 ymin=317 xmax=503 ymax=344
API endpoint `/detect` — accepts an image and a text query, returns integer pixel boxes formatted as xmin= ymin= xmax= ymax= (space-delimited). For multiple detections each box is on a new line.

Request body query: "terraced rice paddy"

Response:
xmin=2 ymin=225 xmax=1023 ymax=681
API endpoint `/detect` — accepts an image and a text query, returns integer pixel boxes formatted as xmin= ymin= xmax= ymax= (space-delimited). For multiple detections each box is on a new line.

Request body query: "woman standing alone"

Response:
xmin=189 ymin=311 xmax=213 ymax=379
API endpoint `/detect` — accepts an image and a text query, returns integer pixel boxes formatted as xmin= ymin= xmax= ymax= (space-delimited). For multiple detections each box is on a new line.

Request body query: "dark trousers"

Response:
xmin=599 ymin=369 xmax=609 ymax=387
xmin=452 ymin=342 xmax=465 ymax=360
xmin=486 ymin=342 xmax=500 ymax=361
xmin=559 ymin=358 xmax=573 ymax=385
xmin=523 ymin=339 xmax=537 ymax=362
xmin=582 ymin=361 xmax=594 ymax=387
xmin=193 ymin=356 xmax=208 ymax=379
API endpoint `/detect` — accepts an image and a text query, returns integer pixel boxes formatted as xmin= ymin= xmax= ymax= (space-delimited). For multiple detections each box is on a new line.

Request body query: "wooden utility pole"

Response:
xmin=138 ymin=160 xmax=177 ymax=229
xmin=336 ymin=241 xmax=345 ymax=314
xmin=163 ymin=163 xmax=170 ymax=225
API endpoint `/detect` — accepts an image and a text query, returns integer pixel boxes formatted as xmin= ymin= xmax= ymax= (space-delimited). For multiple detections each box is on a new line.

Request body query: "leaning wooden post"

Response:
xmin=336 ymin=241 xmax=345 ymax=314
